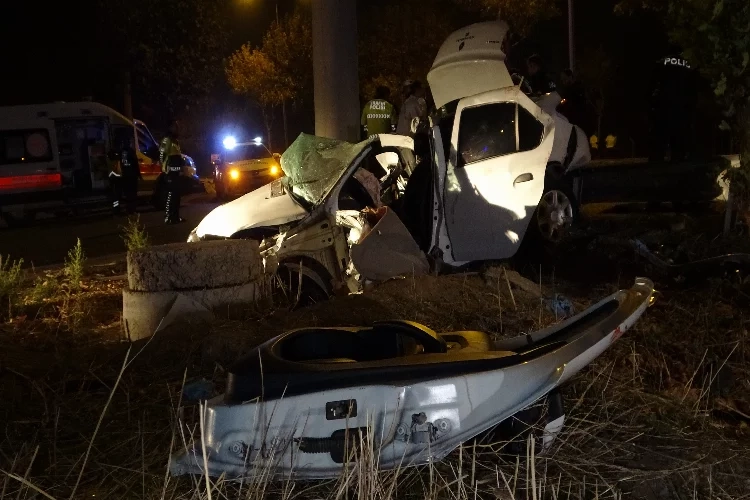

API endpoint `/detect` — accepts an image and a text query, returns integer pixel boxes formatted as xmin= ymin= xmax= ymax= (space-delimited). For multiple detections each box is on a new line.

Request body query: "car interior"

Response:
xmin=337 ymin=143 xmax=435 ymax=252
xmin=275 ymin=321 xmax=502 ymax=364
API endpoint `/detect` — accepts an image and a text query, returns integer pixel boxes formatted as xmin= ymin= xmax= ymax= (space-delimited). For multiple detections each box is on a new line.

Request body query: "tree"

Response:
xmin=262 ymin=10 xmax=314 ymax=104
xmin=357 ymin=0 xmax=555 ymax=105
xmin=358 ymin=0 xmax=469 ymax=102
xmin=226 ymin=9 xmax=313 ymax=149
xmin=225 ymin=45 xmax=293 ymax=149
xmin=577 ymin=45 xmax=615 ymax=144
xmin=94 ymin=0 xmax=230 ymax=120
xmin=452 ymin=0 xmax=559 ymax=36
xmin=617 ymin=0 xmax=750 ymax=230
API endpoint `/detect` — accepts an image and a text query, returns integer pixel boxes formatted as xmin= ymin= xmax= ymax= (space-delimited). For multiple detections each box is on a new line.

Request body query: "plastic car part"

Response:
xmin=170 ymin=278 xmax=654 ymax=480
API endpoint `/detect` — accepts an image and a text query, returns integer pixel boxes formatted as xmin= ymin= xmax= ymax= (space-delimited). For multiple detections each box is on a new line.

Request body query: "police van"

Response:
xmin=0 ymin=101 xmax=162 ymax=225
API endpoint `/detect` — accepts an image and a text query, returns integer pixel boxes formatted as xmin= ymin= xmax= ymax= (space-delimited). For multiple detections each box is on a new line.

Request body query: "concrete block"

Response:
xmin=122 ymin=281 xmax=259 ymax=341
xmin=127 ymin=240 xmax=261 ymax=292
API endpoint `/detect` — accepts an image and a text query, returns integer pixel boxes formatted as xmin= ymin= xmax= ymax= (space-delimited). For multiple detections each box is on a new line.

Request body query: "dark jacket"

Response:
xmin=120 ymin=147 xmax=141 ymax=179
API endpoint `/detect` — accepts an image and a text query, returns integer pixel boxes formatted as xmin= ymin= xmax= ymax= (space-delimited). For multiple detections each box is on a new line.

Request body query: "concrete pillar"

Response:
xmin=312 ymin=0 xmax=359 ymax=142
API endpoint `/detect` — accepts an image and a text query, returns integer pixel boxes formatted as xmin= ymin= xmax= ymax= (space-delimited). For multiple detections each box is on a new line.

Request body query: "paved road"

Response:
xmin=0 ymin=195 xmax=219 ymax=268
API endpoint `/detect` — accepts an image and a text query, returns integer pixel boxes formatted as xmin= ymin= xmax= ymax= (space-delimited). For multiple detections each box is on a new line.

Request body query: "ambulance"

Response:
xmin=0 ymin=101 xmax=161 ymax=225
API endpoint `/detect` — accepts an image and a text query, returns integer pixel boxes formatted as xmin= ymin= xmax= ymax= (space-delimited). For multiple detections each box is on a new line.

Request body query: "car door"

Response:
xmin=444 ymin=87 xmax=555 ymax=262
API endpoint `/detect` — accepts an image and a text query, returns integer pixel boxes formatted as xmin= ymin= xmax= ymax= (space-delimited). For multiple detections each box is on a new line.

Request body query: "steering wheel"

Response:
xmin=373 ymin=320 xmax=448 ymax=354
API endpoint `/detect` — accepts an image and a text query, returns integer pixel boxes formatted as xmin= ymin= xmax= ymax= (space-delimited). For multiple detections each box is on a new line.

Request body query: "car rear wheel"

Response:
xmin=522 ymin=172 xmax=579 ymax=255
xmin=536 ymin=188 xmax=575 ymax=245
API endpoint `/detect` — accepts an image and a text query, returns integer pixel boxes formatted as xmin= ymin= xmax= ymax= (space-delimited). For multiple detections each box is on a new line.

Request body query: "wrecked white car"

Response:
xmin=188 ymin=20 xmax=590 ymax=299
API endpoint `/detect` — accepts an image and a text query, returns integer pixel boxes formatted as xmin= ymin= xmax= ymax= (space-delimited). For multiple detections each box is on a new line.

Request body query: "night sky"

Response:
xmin=0 ymin=0 xmax=658 ymax=104
xmin=0 ymin=0 xmax=728 ymax=159
xmin=1 ymin=0 xmax=280 ymax=106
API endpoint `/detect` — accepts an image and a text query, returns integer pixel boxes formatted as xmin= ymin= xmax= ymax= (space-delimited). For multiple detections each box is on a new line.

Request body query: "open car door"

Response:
xmin=325 ymin=135 xmax=429 ymax=282
xmin=444 ymin=87 xmax=555 ymax=262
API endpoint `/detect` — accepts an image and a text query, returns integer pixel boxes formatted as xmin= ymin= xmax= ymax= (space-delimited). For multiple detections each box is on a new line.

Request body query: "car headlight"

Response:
xmin=229 ymin=169 xmax=240 ymax=180
xmin=270 ymin=164 xmax=279 ymax=175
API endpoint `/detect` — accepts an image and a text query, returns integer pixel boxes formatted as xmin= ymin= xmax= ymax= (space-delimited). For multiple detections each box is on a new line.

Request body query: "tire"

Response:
xmin=525 ymin=171 xmax=579 ymax=252
xmin=273 ymin=262 xmax=332 ymax=310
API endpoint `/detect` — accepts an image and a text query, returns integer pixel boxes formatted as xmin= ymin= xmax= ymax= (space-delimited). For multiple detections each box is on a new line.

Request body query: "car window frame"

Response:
xmin=456 ymin=101 xmax=545 ymax=168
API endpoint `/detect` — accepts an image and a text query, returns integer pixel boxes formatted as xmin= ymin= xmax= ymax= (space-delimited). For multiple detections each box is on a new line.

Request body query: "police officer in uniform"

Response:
xmin=159 ymin=119 xmax=184 ymax=224
xmin=361 ymin=86 xmax=397 ymax=139
xmin=119 ymin=132 xmax=141 ymax=214
xmin=648 ymin=48 xmax=697 ymax=163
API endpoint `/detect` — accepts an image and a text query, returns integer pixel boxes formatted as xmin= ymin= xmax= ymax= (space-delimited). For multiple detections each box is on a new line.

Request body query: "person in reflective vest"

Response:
xmin=589 ymin=134 xmax=599 ymax=158
xmin=159 ymin=119 xmax=184 ymax=224
xmin=605 ymin=133 xmax=618 ymax=158
xmin=361 ymin=86 xmax=397 ymax=139
xmin=119 ymin=132 xmax=141 ymax=215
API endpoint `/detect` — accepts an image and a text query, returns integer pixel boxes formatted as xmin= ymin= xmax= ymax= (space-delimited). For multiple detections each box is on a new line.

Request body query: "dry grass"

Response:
xmin=1 ymin=212 xmax=750 ymax=499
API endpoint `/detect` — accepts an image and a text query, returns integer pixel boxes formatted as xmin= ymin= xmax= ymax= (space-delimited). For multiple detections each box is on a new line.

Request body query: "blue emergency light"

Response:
xmin=223 ymin=136 xmax=237 ymax=150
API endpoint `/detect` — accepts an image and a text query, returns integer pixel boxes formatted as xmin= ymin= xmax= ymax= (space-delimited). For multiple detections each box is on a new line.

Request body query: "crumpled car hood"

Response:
xmin=192 ymin=133 xmax=412 ymax=241
xmin=193 ymin=180 xmax=308 ymax=239
xmin=281 ymin=133 xmax=373 ymax=207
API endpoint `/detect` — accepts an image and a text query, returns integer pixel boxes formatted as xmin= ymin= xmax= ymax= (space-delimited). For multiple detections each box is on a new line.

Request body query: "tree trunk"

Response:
xmin=262 ymin=106 xmax=274 ymax=152
xmin=282 ymin=100 xmax=289 ymax=149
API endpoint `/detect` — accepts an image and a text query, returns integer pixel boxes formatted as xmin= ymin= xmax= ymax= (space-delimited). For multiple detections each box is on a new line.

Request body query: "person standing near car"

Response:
xmin=159 ymin=119 xmax=184 ymax=224
xmin=396 ymin=80 xmax=427 ymax=137
xmin=119 ymin=133 xmax=141 ymax=214
xmin=558 ymin=69 xmax=589 ymax=133
xmin=361 ymin=86 xmax=397 ymax=139
xmin=648 ymin=47 xmax=697 ymax=163
xmin=525 ymin=54 xmax=556 ymax=96
xmin=108 ymin=146 xmax=123 ymax=215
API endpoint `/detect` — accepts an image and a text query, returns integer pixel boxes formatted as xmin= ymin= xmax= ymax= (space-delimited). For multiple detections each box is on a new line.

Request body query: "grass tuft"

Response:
xmin=0 ymin=255 xmax=23 ymax=319
xmin=122 ymin=215 xmax=150 ymax=252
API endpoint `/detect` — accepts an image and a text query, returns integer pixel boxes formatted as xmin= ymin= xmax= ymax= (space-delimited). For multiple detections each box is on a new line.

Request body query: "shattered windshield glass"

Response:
xmin=280 ymin=133 xmax=373 ymax=206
